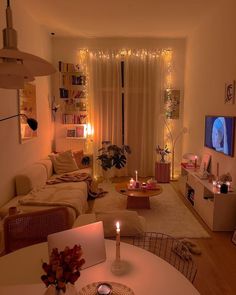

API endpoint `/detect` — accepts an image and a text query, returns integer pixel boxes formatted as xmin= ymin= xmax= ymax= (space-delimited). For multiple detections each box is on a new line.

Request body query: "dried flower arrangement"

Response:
xmin=41 ymin=245 xmax=85 ymax=293
xmin=156 ymin=145 xmax=171 ymax=162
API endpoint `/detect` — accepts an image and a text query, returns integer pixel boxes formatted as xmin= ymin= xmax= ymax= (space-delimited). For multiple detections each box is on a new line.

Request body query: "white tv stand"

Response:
xmin=178 ymin=166 xmax=236 ymax=231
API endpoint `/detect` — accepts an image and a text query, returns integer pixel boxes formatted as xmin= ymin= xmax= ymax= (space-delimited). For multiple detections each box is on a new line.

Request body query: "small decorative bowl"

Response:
xmin=96 ymin=283 xmax=113 ymax=295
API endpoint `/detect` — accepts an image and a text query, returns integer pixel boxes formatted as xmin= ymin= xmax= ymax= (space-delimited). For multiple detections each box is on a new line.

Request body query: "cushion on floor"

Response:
xmin=73 ymin=211 xmax=146 ymax=237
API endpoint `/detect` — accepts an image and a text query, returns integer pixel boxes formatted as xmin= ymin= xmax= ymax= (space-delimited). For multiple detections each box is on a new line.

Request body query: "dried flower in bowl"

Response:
xmin=41 ymin=244 xmax=85 ymax=293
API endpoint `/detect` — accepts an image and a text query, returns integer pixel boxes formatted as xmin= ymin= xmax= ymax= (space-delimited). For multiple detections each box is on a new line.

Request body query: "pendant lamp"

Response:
xmin=0 ymin=0 xmax=56 ymax=89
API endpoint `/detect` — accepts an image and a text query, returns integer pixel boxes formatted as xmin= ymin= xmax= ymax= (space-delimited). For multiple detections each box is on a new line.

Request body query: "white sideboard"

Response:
xmin=178 ymin=166 xmax=236 ymax=231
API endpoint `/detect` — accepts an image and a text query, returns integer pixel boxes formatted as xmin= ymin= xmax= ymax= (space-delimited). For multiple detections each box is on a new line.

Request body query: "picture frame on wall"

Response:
xmin=224 ymin=80 xmax=235 ymax=104
xmin=18 ymin=83 xmax=37 ymax=143
xmin=164 ymin=89 xmax=180 ymax=119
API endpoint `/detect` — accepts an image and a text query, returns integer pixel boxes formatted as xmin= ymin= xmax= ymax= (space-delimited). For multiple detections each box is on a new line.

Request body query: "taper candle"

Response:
xmin=135 ymin=170 xmax=138 ymax=182
xmin=116 ymin=221 xmax=120 ymax=261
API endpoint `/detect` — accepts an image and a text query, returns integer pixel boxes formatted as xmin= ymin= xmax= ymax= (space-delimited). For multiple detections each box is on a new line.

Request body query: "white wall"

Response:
xmin=183 ymin=0 xmax=236 ymax=185
xmin=52 ymin=37 xmax=186 ymax=170
xmin=0 ymin=1 xmax=54 ymax=206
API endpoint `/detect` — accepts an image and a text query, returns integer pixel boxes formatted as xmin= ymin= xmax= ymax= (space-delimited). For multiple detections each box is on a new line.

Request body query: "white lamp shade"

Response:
xmin=0 ymin=48 xmax=56 ymax=76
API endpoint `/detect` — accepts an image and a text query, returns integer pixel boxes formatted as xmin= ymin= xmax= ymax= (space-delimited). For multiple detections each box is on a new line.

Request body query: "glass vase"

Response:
xmin=160 ymin=154 xmax=166 ymax=163
xmin=44 ymin=284 xmax=78 ymax=295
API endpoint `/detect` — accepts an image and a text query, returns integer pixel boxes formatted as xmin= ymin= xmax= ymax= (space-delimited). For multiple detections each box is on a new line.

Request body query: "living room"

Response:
xmin=0 ymin=0 xmax=236 ymax=294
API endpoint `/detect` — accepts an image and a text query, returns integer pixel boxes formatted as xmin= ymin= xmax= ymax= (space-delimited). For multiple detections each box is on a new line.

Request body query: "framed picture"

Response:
xmin=76 ymin=125 xmax=85 ymax=138
xmin=224 ymin=80 xmax=235 ymax=104
xmin=199 ymin=153 xmax=211 ymax=174
xmin=18 ymin=83 xmax=37 ymax=143
xmin=232 ymin=230 xmax=236 ymax=245
xmin=164 ymin=89 xmax=180 ymax=119
xmin=66 ymin=128 xmax=76 ymax=138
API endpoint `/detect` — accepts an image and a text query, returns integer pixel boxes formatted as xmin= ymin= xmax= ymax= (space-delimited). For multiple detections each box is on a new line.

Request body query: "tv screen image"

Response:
xmin=204 ymin=116 xmax=235 ymax=157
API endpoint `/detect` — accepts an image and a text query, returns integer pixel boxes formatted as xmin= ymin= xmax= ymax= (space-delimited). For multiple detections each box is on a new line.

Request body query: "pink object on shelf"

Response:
xmin=155 ymin=162 xmax=170 ymax=183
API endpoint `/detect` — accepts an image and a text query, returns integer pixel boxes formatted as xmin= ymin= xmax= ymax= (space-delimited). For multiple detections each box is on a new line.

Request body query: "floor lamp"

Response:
xmin=0 ymin=113 xmax=38 ymax=130
xmin=171 ymin=127 xmax=188 ymax=180
xmin=161 ymin=116 xmax=188 ymax=180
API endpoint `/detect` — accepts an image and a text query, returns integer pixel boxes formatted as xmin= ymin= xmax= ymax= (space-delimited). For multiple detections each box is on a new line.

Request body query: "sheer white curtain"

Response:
xmin=88 ymin=52 xmax=123 ymax=177
xmin=124 ymin=54 xmax=165 ymax=177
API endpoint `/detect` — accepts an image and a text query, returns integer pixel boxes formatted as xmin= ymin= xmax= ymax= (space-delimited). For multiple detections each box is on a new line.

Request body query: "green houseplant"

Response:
xmin=97 ymin=141 xmax=131 ymax=171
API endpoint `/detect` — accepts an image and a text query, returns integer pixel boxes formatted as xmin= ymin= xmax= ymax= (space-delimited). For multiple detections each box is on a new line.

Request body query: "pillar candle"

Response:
xmin=116 ymin=221 xmax=120 ymax=261
xmin=129 ymin=178 xmax=135 ymax=188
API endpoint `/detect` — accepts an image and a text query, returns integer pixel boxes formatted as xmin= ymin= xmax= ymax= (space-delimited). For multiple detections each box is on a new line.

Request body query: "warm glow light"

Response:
xmin=116 ymin=221 xmax=120 ymax=231
xmin=87 ymin=123 xmax=93 ymax=136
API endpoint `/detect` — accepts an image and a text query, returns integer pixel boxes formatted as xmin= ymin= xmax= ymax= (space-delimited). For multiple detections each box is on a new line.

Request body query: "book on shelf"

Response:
xmin=59 ymin=61 xmax=80 ymax=73
xmin=62 ymin=114 xmax=87 ymax=124
xmin=75 ymin=101 xmax=86 ymax=111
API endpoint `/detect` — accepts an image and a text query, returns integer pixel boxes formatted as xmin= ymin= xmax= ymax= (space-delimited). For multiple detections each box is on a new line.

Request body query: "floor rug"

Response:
xmin=90 ymin=182 xmax=210 ymax=238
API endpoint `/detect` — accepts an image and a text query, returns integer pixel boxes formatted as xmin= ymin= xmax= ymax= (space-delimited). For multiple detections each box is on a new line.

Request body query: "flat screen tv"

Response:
xmin=204 ymin=116 xmax=235 ymax=157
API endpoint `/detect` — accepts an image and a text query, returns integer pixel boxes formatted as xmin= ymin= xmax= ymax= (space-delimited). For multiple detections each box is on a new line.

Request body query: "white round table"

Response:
xmin=0 ymin=240 xmax=200 ymax=295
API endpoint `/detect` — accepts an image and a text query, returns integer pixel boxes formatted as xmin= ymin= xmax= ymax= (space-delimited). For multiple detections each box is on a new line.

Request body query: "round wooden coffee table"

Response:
xmin=115 ymin=182 xmax=163 ymax=209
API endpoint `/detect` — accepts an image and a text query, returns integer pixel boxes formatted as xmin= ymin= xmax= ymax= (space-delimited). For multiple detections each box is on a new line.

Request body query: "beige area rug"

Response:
xmin=90 ymin=182 xmax=210 ymax=239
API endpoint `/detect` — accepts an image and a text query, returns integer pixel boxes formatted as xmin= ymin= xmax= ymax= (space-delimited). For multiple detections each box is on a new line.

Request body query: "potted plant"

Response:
xmin=97 ymin=141 xmax=131 ymax=171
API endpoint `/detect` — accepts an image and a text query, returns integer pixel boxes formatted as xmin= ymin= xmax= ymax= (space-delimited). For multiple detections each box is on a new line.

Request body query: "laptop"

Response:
xmin=47 ymin=221 xmax=106 ymax=269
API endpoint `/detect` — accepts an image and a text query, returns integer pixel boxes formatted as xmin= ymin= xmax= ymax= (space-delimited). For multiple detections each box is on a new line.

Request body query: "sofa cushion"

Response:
xmin=15 ymin=163 xmax=48 ymax=195
xmin=73 ymin=150 xmax=84 ymax=169
xmin=49 ymin=150 xmax=78 ymax=174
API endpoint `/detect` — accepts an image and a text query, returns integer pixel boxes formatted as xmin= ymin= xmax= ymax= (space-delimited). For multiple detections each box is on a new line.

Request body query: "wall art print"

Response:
xmin=164 ymin=89 xmax=180 ymax=119
xmin=18 ymin=83 xmax=37 ymax=143
xmin=224 ymin=80 xmax=235 ymax=104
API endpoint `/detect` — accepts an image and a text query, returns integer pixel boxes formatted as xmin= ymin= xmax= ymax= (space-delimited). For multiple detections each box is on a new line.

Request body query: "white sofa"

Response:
xmin=0 ymin=158 xmax=92 ymax=223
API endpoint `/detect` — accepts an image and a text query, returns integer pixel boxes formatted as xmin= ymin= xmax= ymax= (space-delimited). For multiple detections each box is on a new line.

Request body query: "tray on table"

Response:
xmin=78 ymin=281 xmax=135 ymax=295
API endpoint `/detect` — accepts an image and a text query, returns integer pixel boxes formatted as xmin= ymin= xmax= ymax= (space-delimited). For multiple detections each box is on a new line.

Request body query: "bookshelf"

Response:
xmin=58 ymin=61 xmax=88 ymax=140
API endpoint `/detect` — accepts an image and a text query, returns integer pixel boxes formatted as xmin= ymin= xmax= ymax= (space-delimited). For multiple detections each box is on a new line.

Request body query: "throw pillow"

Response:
xmin=73 ymin=150 xmax=84 ymax=169
xmin=95 ymin=210 xmax=145 ymax=237
xmin=49 ymin=150 xmax=78 ymax=174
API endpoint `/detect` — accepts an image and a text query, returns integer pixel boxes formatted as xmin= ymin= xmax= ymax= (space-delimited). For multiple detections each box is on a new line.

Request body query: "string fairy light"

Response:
xmin=77 ymin=47 xmax=174 ymax=157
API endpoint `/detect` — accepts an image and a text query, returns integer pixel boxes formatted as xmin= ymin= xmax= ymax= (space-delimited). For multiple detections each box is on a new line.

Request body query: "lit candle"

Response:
xmin=129 ymin=178 xmax=135 ymax=188
xmin=116 ymin=221 xmax=120 ymax=261
xmin=212 ymin=180 xmax=217 ymax=186
xmin=216 ymin=162 xmax=219 ymax=179
xmin=135 ymin=170 xmax=138 ymax=182
xmin=226 ymin=181 xmax=231 ymax=191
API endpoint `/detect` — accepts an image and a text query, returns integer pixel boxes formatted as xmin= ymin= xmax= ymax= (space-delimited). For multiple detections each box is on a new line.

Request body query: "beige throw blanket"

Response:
xmin=46 ymin=172 xmax=108 ymax=199
xmin=18 ymin=184 xmax=87 ymax=217
xmin=18 ymin=172 xmax=106 ymax=217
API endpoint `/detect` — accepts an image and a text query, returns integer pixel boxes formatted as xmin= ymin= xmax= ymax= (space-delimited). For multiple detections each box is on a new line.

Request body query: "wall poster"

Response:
xmin=18 ymin=83 xmax=37 ymax=143
xmin=164 ymin=89 xmax=180 ymax=119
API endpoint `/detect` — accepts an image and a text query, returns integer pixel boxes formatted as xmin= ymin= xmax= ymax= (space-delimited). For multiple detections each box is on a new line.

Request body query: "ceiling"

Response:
xmin=20 ymin=0 xmax=220 ymax=38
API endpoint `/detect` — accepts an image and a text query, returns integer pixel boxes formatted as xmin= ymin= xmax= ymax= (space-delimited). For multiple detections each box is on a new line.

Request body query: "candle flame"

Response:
xmin=116 ymin=221 xmax=120 ymax=230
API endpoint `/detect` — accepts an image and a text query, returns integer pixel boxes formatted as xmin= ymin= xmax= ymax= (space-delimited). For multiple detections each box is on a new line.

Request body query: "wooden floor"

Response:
xmin=171 ymin=181 xmax=236 ymax=295
xmin=95 ymin=176 xmax=236 ymax=294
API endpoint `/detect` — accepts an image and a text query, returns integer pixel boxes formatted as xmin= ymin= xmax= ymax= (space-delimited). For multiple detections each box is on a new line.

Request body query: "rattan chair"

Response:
xmin=4 ymin=207 xmax=71 ymax=254
xmin=133 ymin=232 xmax=197 ymax=283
